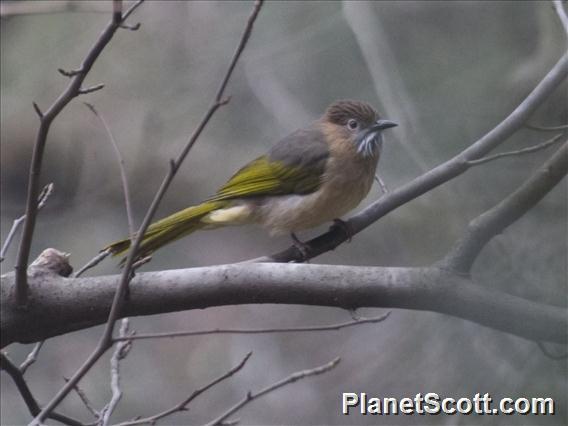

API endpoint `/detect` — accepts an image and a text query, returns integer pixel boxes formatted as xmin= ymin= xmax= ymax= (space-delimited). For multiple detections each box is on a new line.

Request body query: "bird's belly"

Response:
xmin=256 ymin=173 xmax=373 ymax=235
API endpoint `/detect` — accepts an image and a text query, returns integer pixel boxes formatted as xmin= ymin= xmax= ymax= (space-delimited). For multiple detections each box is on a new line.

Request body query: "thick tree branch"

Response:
xmin=250 ymin=54 xmax=568 ymax=264
xmin=442 ymin=142 xmax=567 ymax=273
xmin=1 ymin=263 xmax=565 ymax=347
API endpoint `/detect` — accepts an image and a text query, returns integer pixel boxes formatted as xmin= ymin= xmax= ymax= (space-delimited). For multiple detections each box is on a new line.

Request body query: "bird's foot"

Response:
xmin=290 ymin=232 xmax=311 ymax=263
xmin=331 ymin=218 xmax=354 ymax=242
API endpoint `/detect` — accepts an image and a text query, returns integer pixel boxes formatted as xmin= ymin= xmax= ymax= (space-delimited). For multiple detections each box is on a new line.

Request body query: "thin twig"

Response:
xmin=466 ymin=133 xmax=564 ymax=165
xmin=100 ymin=319 xmax=132 ymax=426
xmin=525 ymin=123 xmax=568 ymax=131
xmin=218 ymin=420 xmax=240 ymax=426
xmin=121 ymin=0 xmax=144 ymax=21
xmin=113 ymin=313 xmax=390 ymax=342
xmin=32 ymin=2 xmax=262 ymax=423
xmin=536 ymin=341 xmax=568 ymax=360
xmin=32 ymin=101 xmax=43 ymax=118
xmin=0 ymin=353 xmax=84 ymax=426
xmin=83 ymin=102 xmax=135 ymax=238
xmin=59 ymin=67 xmax=84 ymax=78
xmin=553 ymin=0 xmax=568 ymax=38
xmin=204 ymin=357 xmax=341 ymax=426
xmin=119 ymin=22 xmax=140 ymax=31
xmin=64 ymin=377 xmax=101 ymax=420
xmin=374 ymin=174 xmax=389 ymax=194
xmin=0 ymin=183 xmax=53 ymax=263
xmin=19 ymin=341 xmax=45 ymax=374
xmin=442 ymin=142 xmax=568 ymax=273
xmin=213 ymin=0 xmax=262 ymax=103
xmin=78 ymin=83 xmax=105 ymax=95
xmin=74 ymin=249 xmax=111 ymax=278
xmin=14 ymin=0 xmax=144 ymax=307
xmin=114 ymin=352 xmax=253 ymax=426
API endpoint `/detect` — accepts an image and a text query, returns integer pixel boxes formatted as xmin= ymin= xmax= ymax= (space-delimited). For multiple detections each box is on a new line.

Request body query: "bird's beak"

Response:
xmin=373 ymin=119 xmax=398 ymax=131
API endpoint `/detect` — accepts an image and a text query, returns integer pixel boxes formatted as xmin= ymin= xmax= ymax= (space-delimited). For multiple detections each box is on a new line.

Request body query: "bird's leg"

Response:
xmin=331 ymin=218 xmax=354 ymax=242
xmin=290 ymin=232 xmax=311 ymax=262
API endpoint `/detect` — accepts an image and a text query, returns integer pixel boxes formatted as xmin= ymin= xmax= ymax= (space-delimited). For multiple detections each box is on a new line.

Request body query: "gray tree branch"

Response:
xmin=0 ymin=353 xmax=84 ymax=426
xmin=1 ymin=262 xmax=565 ymax=347
xmin=441 ymin=141 xmax=568 ymax=273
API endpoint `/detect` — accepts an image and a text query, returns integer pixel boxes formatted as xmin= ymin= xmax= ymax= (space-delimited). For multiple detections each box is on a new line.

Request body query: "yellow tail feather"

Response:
xmin=104 ymin=200 xmax=229 ymax=260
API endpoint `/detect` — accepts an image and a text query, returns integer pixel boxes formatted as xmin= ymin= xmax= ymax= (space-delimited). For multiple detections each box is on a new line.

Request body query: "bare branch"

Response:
xmin=442 ymin=142 xmax=568 ymax=273
xmin=58 ymin=67 xmax=84 ymax=78
xmin=100 ymin=319 xmax=133 ymax=426
xmin=114 ymin=352 xmax=252 ymax=426
xmin=36 ymin=182 xmax=55 ymax=209
xmin=32 ymin=101 xmax=43 ymax=118
xmin=0 ymin=353 xmax=84 ymax=426
xmin=113 ymin=312 xmax=390 ymax=342
xmin=19 ymin=341 xmax=44 ymax=374
xmin=0 ymin=183 xmax=54 ymax=263
xmin=204 ymin=357 xmax=341 ymax=426
xmin=466 ymin=133 xmax=564 ymax=166
xmin=536 ymin=341 xmax=568 ymax=360
xmin=64 ymin=377 xmax=101 ymax=420
xmin=74 ymin=249 xmax=111 ymax=278
xmin=525 ymin=123 xmax=568 ymax=131
xmin=31 ymin=2 xmax=262 ymax=423
xmin=214 ymin=1 xmax=262 ymax=103
xmin=122 ymin=0 xmax=144 ymax=21
xmin=14 ymin=0 xmax=144 ymax=307
xmin=119 ymin=22 xmax=141 ymax=31
xmin=131 ymin=255 xmax=152 ymax=270
xmin=3 ymin=263 xmax=565 ymax=346
xmin=83 ymin=102 xmax=135 ymax=238
xmin=553 ymin=0 xmax=568 ymax=38
xmin=78 ymin=83 xmax=105 ymax=95
xmin=374 ymin=174 xmax=389 ymax=194
xmin=218 ymin=420 xmax=240 ymax=426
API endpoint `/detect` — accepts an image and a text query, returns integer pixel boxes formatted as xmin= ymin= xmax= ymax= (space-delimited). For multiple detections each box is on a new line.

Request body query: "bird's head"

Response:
xmin=323 ymin=100 xmax=397 ymax=158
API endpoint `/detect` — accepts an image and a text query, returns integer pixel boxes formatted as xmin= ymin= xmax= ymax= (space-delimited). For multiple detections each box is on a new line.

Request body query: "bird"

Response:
xmin=104 ymin=100 xmax=397 ymax=261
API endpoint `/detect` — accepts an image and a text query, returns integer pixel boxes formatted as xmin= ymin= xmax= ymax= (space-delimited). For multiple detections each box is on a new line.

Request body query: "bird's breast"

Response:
xmin=256 ymin=150 xmax=379 ymax=235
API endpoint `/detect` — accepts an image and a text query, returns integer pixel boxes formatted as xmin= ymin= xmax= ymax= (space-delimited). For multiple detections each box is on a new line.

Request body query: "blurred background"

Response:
xmin=1 ymin=1 xmax=567 ymax=425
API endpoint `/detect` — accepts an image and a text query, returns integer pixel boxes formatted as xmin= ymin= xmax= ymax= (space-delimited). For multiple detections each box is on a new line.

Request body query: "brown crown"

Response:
xmin=324 ymin=100 xmax=378 ymax=126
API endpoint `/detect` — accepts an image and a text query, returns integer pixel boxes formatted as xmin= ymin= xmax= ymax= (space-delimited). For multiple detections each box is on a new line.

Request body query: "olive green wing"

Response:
xmin=209 ymin=126 xmax=329 ymax=201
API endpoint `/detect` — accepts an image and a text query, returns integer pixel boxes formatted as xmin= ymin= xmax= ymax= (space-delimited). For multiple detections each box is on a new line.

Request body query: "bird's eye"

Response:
xmin=347 ymin=119 xmax=358 ymax=130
